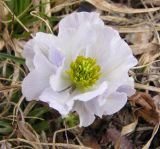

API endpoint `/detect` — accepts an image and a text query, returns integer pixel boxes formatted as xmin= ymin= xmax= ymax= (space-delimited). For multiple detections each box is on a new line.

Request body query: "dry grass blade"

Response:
xmin=0 ymin=138 xmax=92 ymax=149
xmin=100 ymin=15 xmax=129 ymax=23
xmin=142 ymin=123 xmax=159 ymax=149
xmin=85 ymin=0 xmax=160 ymax=13
xmin=18 ymin=121 xmax=43 ymax=149
xmin=53 ymin=125 xmax=80 ymax=149
xmin=0 ymin=85 xmax=20 ymax=92
xmin=135 ymin=83 xmax=160 ymax=93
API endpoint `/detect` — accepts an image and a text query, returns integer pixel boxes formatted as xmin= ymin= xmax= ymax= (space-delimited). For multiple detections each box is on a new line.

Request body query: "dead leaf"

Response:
xmin=82 ymin=136 xmax=101 ymax=149
xmin=131 ymin=43 xmax=158 ymax=55
xmin=126 ymin=25 xmax=153 ymax=45
xmin=121 ymin=119 xmax=138 ymax=136
xmin=101 ymin=128 xmax=133 ymax=149
xmin=125 ymin=25 xmax=155 ymax=55
xmin=129 ymin=92 xmax=159 ymax=124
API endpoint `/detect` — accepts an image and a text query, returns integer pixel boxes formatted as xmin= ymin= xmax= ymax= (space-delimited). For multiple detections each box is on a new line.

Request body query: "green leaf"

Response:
xmin=0 ymin=121 xmax=13 ymax=135
xmin=28 ymin=107 xmax=49 ymax=124
xmin=33 ymin=121 xmax=49 ymax=133
xmin=0 ymin=53 xmax=25 ymax=64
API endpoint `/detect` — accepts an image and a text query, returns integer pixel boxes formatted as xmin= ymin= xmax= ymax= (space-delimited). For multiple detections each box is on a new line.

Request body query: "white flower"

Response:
xmin=22 ymin=12 xmax=137 ymax=127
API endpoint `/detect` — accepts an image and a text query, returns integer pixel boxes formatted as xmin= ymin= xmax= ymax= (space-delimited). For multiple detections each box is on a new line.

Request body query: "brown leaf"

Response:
xmin=82 ymin=136 xmax=101 ymax=149
xmin=101 ymin=128 xmax=133 ymax=149
xmin=129 ymin=92 xmax=159 ymax=124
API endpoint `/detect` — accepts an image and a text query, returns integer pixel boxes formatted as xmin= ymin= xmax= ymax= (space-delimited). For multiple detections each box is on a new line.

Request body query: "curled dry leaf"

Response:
xmin=85 ymin=0 xmax=160 ymax=13
xmin=139 ymin=50 xmax=159 ymax=67
xmin=129 ymin=92 xmax=159 ymax=124
xmin=125 ymin=25 xmax=155 ymax=55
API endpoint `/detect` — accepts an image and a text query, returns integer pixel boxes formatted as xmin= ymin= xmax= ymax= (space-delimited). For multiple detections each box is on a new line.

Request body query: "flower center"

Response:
xmin=66 ymin=56 xmax=101 ymax=89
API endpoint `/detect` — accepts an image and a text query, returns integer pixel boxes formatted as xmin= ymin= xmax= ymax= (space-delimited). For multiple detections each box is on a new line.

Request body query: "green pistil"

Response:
xmin=66 ymin=56 xmax=101 ymax=89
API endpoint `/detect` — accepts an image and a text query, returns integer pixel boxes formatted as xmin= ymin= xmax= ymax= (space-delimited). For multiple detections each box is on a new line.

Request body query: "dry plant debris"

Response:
xmin=0 ymin=0 xmax=160 ymax=148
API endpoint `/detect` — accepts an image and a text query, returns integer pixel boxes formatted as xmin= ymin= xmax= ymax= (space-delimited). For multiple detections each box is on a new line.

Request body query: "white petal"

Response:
xmin=117 ymin=77 xmax=136 ymax=96
xmin=57 ymin=24 xmax=96 ymax=68
xmin=62 ymin=82 xmax=108 ymax=112
xmin=71 ymin=81 xmax=108 ymax=102
xmin=23 ymin=39 xmax=35 ymax=71
xmin=50 ymin=65 xmax=71 ymax=92
xmin=85 ymin=97 xmax=104 ymax=117
xmin=33 ymin=47 xmax=56 ymax=73
xmin=23 ymin=32 xmax=57 ymax=71
xmin=39 ymin=88 xmax=70 ymax=115
xmin=48 ymin=47 xmax=65 ymax=67
xmin=102 ymin=92 xmax=127 ymax=115
xmin=85 ymin=26 xmax=120 ymax=68
xmin=104 ymin=38 xmax=137 ymax=79
xmin=58 ymin=12 xmax=104 ymax=37
xmin=117 ymin=85 xmax=135 ymax=97
xmin=22 ymin=49 xmax=55 ymax=100
xmin=34 ymin=32 xmax=57 ymax=51
xmin=72 ymin=101 xmax=95 ymax=127
xmin=22 ymin=70 xmax=49 ymax=100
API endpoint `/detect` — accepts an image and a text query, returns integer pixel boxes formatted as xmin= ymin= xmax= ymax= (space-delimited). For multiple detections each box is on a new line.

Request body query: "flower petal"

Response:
xmin=57 ymin=24 xmax=96 ymax=68
xmin=72 ymin=101 xmax=95 ymax=127
xmin=48 ymin=47 xmax=65 ymax=68
xmin=58 ymin=12 xmax=104 ymax=37
xmin=62 ymin=82 xmax=108 ymax=114
xmin=22 ymin=48 xmax=55 ymax=100
xmin=50 ymin=65 xmax=72 ymax=92
xmin=102 ymin=92 xmax=127 ymax=115
xmin=23 ymin=32 xmax=57 ymax=71
xmin=39 ymin=88 xmax=70 ymax=115
xmin=23 ymin=39 xmax=35 ymax=71
xmin=22 ymin=70 xmax=49 ymax=100
xmin=71 ymin=81 xmax=108 ymax=102
xmin=34 ymin=32 xmax=57 ymax=52
xmin=117 ymin=77 xmax=136 ymax=96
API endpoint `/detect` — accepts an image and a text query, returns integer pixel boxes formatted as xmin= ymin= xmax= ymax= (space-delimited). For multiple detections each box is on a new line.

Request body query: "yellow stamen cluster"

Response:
xmin=67 ymin=56 xmax=101 ymax=89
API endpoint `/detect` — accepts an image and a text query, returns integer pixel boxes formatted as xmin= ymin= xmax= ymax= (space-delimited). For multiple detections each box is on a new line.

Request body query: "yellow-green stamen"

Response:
xmin=66 ymin=56 xmax=101 ymax=89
